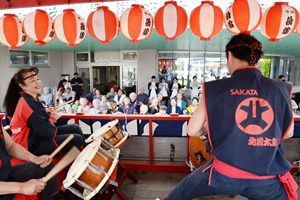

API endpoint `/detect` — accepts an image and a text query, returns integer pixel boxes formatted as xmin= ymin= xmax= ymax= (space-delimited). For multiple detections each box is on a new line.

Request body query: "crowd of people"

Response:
xmin=38 ymin=71 xmax=300 ymax=116
xmin=40 ymin=74 xmax=203 ymax=116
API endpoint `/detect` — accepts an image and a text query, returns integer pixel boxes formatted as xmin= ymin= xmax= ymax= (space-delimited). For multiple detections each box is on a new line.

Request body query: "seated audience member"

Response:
xmin=93 ymin=89 xmax=102 ymax=101
xmin=176 ymin=93 xmax=187 ymax=111
xmin=99 ymin=103 xmax=110 ymax=114
xmin=57 ymin=98 xmax=72 ymax=114
xmin=71 ymin=100 xmax=79 ymax=113
xmin=88 ymin=99 xmax=101 ymax=114
xmin=187 ymin=97 xmax=199 ymax=115
xmin=77 ymin=97 xmax=90 ymax=113
xmin=157 ymin=93 xmax=164 ymax=106
xmin=129 ymin=92 xmax=138 ymax=109
xmin=100 ymin=95 xmax=112 ymax=109
xmin=178 ymin=88 xmax=189 ymax=104
xmin=106 ymin=87 xmax=117 ymax=101
xmin=155 ymin=105 xmax=167 ymax=115
xmin=0 ymin=128 xmax=58 ymax=199
xmin=114 ymin=89 xmax=126 ymax=106
xmin=148 ymin=98 xmax=159 ymax=114
xmin=137 ymin=88 xmax=149 ymax=105
xmin=41 ymin=87 xmax=53 ymax=106
xmin=167 ymin=98 xmax=183 ymax=114
xmin=62 ymin=87 xmax=73 ymax=101
xmin=85 ymin=87 xmax=96 ymax=102
xmin=139 ymin=104 xmax=149 ymax=115
xmin=117 ymin=97 xmax=135 ymax=114
xmin=108 ymin=100 xmax=118 ymax=113
xmin=278 ymin=74 xmax=286 ymax=81
xmin=57 ymin=79 xmax=68 ymax=93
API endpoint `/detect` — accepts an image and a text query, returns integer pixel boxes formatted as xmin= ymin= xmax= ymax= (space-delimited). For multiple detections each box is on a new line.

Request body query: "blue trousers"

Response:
xmin=167 ymin=166 xmax=287 ymax=200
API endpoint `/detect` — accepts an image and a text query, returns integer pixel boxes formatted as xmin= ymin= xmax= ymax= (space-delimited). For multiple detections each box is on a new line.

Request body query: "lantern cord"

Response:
xmin=203 ymin=41 xmax=207 ymax=82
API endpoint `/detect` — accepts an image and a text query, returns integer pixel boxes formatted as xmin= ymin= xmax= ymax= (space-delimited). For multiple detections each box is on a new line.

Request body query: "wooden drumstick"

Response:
xmin=56 ymin=99 xmax=74 ymax=109
xmin=42 ymin=147 xmax=80 ymax=182
xmin=50 ymin=134 xmax=74 ymax=159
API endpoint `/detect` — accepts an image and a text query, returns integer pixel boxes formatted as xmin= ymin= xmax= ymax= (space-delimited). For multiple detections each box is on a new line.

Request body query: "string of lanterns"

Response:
xmin=0 ymin=0 xmax=299 ymax=49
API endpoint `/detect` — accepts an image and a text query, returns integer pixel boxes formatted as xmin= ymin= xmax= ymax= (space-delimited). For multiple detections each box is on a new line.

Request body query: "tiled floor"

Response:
xmin=112 ymin=171 xmax=300 ymax=200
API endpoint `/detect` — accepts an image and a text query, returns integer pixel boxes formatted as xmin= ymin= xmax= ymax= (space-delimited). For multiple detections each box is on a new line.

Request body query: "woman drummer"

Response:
xmin=3 ymin=67 xmax=85 ymax=157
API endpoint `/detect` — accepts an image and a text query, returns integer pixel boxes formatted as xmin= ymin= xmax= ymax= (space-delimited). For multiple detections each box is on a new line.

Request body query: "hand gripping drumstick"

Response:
xmin=50 ymin=134 xmax=74 ymax=159
xmin=42 ymin=147 xmax=80 ymax=182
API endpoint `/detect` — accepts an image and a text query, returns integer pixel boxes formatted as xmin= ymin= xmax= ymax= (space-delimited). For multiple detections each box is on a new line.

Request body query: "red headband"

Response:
xmin=227 ymin=42 xmax=262 ymax=66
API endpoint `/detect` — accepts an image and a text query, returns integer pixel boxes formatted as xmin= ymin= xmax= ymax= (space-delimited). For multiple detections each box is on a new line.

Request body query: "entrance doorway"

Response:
xmin=92 ymin=66 xmax=120 ymax=94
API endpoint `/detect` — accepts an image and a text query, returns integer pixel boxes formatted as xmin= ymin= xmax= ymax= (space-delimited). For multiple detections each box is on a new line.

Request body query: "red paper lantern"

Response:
xmin=23 ymin=9 xmax=55 ymax=46
xmin=154 ymin=1 xmax=187 ymax=40
xmin=54 ymin=9 xmax=86 ymax=46
xmin=0 ymin=14 xmax=28 ymax=49
xmin=190 ymin=1 xmax=223 ymax=40
xmin=87 ymin=6 xmax=119 ymax=44
xmin=224 ymin=0 xmax=262 ymax=34
xmin=120 ymin=4 xmax=153 ymax=42
xmin=261 ymin=2 xmax=298 ymax=42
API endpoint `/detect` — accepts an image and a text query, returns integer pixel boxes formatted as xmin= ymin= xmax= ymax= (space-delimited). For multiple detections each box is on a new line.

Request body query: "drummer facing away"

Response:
xmin=167 ymin=33 xmax=297 ymax=200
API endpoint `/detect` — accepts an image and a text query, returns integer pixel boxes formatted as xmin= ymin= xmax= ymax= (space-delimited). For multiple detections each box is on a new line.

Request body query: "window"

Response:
xmin=122 ymin=51 xmax=137 ymax=61
xmin=9 ymin=50 xmax=30 ymax=66
xmin=158 ymin=51 xmax=229 ymax=88
xmin=9 ymin=50 xmax=49 ymax=67
xmin=75 ymin=52 xmax=90 ymax=62
xmin=31 ymin=51 xmax=49 ymax=66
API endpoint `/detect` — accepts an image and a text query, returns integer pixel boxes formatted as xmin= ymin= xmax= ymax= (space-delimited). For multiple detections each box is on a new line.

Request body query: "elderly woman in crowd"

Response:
xmin=117 ymin=97 xmax=135 ymax=114
xmin=88 ymin=99 xmax=101 ymax=114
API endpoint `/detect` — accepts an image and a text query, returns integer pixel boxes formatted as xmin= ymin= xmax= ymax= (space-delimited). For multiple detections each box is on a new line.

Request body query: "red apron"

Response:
xmin=203 ymin=158 xmax=298 ymax=200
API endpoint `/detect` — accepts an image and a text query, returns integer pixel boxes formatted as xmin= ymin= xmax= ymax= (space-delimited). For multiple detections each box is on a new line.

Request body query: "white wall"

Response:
xmin=0 ymin=47 xmax=64 ymax=112
xmin=62 ymin=52 xmax=75 ymax=77
xmin=137 ymin=50 xmax=158 ymax=92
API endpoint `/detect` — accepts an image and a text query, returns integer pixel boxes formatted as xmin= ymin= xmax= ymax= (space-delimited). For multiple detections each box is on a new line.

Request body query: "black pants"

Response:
xmin=1 ymin=162 xmax=58 ymax=200
xmin=55 ymin=124 xmax=85 ymax=154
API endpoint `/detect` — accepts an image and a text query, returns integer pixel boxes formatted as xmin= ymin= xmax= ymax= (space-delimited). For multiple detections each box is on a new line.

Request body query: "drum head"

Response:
xmin=63 ymin=140 xmax=101 ymax=188
xmin=85 ymin=120 xmax=119 ymax=143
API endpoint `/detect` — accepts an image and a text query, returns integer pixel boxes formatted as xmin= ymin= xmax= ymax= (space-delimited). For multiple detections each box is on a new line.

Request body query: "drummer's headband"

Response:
xmin=226 ymin=42 xmax=262 ymax=66
xmin=14 ymin=67 xmax=39 ymax=82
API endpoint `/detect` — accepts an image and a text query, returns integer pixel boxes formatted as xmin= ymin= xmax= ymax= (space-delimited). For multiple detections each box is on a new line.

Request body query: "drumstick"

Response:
xmin=56 ymin=99 xmax=74 ymax=109
xmin=49 ymin=134 xmax=74 ymax=159
xmin=42 ymin=147 xmax=80 ymax=182
xmin=54 ymin=87 xmax=57 ymax=112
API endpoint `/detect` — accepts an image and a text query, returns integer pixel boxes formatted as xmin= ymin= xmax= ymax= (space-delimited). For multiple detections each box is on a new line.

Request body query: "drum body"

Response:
xmin=85 ymin=120 xmax=128 ymax=148
xmin=63 ymin=140 xmax=119 ymax=200
xmin=188 ymin=136 xmax=213 ymax=170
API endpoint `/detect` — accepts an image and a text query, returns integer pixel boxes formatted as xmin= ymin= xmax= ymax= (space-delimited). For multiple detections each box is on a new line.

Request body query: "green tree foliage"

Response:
xmin=259 ymin=58 xmax=271 ymax=78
